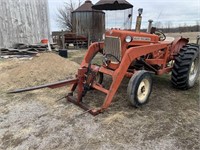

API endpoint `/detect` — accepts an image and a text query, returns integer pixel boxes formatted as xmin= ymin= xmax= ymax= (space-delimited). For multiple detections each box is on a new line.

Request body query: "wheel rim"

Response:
xmin=137 ymin=78 xmax=150 ymax=103
xmin=189 ymin=57 xmax=199 ymax=85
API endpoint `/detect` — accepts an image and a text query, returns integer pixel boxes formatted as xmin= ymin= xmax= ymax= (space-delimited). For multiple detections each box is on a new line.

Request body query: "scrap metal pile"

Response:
xmin=0 ymin=43 xmax=58 ymax=58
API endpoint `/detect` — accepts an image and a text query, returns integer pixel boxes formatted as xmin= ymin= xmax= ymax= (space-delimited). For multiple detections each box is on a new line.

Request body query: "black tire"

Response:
xmin=171 ymin=44 xmax=199 ymax=89
xmin=127 ymin=71 xmax=153 ymax=107
xmin=95 ymin=72 xmax=104 ymax=84
xmin=89 ymin=72 xmax=104 ymax=90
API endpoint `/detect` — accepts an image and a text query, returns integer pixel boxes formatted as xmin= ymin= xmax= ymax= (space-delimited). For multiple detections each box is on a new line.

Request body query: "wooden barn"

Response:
xmin=0 ymin=0 xmax=50 ymax=48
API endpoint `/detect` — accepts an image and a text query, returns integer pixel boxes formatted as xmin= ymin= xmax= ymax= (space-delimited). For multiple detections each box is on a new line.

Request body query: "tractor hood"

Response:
xmin=105 ymin=29 xmax=159 ymax=44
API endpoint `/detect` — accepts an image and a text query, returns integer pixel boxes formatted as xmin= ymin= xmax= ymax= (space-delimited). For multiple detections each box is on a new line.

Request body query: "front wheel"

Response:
xmin=127 ymin=71 xmax=153 ymax=107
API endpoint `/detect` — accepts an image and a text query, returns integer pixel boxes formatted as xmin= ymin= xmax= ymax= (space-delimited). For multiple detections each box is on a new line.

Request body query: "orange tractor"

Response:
xmin=10 ymin=1 xmax=199 ymax=115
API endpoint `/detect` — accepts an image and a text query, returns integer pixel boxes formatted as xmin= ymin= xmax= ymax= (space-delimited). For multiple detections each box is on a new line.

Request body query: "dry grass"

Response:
xmin=103 ymin=111 xmax=126 ymax=124
xmin=0 ymin=53 xmax=79 ymax=91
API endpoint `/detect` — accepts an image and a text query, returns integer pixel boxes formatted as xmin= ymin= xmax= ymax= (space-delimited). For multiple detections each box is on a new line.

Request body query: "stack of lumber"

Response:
xmin=0 ymin=43 xmax=59 ymax=58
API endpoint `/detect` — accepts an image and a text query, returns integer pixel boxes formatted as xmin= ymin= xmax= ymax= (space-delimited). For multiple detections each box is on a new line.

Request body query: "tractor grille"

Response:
xmin=104 ymin=36 xmax=121 ymax=60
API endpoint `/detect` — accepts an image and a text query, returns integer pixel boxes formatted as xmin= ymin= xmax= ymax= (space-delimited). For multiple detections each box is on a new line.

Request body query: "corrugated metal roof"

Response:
xmin=92 ymin=0 xmax=133 ymax=10
xmin=73 ymin=0 xmax=103 ymax=12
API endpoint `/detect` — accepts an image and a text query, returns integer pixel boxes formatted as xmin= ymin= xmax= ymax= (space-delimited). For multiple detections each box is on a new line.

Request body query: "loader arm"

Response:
xmin=101 ymin=43 xmax=170 ymax=110
xmin=81 ymin=42 xmax=104 ymax=67
xmin=66 ymin=42 xmax=171 ymax=115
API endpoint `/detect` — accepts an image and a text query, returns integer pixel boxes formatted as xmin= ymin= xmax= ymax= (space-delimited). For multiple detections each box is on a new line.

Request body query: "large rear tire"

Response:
xmin=171 ymin=44 xmax=199 ymax=89
xmin=127 ymin=71 xmax=153 ymax=107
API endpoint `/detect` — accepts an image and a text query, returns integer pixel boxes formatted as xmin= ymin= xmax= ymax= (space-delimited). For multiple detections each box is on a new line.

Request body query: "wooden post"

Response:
xmin=62 ymin=30 xmax=65 ymax=49
xmin=88 ymin=31 xmax=90 ymax=48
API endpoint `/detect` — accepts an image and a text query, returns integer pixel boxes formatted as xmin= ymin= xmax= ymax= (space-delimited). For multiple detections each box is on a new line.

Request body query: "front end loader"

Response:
xmin=9 ymin=4 xmax=199 ymax=116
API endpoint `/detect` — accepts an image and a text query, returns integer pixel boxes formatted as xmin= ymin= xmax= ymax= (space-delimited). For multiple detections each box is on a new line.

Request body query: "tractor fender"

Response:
xmin=170 ymin=37 xmax=189 ymax=57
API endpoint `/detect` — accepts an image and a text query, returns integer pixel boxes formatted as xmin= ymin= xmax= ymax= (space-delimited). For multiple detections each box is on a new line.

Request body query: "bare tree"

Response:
xmin=183 ymin=23 xmax=188 ymax=32
xmin=155 ymin=21 xmax=163 ymax=29
xmin=196 ymin=20 xmax=200 ymax=31
xmin=164 ymin=21 xmax=172 ymax=32
xmin=56 ymin=0 xmax=82 ymax=31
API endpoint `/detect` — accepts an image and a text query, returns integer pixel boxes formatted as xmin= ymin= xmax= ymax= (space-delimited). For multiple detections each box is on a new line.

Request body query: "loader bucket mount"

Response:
xmin=8 ymin=67 xmax=102 ymax=116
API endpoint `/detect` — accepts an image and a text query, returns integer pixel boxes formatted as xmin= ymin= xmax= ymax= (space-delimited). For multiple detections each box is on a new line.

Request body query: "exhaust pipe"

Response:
xmin=135 ymin=8 xmax=143 ymax=32
xmin=147 ymin=19 xmax=153 ymax=33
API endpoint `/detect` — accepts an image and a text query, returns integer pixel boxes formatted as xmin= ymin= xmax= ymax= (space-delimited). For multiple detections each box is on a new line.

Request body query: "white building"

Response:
xmin=0 ymin=0 xmax=50 ymax=48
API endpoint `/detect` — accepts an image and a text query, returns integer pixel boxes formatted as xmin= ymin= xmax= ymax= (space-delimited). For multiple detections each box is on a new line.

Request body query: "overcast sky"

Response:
xmin=48 ymin=0 xmax=200 ymax=31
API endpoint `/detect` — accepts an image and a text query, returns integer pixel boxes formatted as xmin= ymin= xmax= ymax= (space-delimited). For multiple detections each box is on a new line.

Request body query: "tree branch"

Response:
xmin=56 ymin=1 xmax=81 ymax=31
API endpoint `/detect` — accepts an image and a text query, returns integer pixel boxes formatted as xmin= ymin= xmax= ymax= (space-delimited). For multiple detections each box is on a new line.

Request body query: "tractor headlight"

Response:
xmin=125 ymin=36 xmax=132 ymax=43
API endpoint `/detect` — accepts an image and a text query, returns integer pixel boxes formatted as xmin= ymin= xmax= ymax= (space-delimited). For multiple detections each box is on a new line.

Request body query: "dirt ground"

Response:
xmin=0 ymin=32 xmax=200 ymax=150
xmin=166 ymin=32 xmax=199 ymax=43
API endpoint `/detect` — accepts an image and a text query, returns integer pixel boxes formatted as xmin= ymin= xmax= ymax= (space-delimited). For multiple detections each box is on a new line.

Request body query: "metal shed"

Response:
xmin=72 ymin=0 xmax=105 ymax=42
xmin=0 ymin=0 xmax=50 ymax=48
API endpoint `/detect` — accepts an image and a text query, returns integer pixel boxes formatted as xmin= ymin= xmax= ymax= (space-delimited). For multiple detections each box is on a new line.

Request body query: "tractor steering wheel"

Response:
xmin=155 ymin=30 xmax=166 ymax=41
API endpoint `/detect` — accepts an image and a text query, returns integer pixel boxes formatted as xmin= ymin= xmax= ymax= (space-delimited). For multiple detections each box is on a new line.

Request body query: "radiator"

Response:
xmin=104 ymin=36 xmax=121 ymax=60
